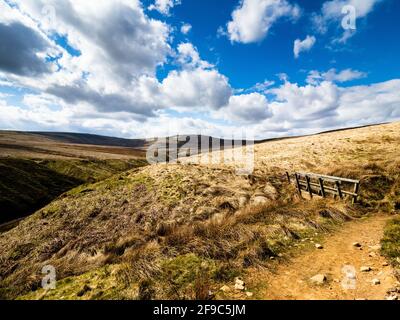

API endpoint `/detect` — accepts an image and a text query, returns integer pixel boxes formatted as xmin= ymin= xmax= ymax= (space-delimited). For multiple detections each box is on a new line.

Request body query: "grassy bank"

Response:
xmin=0 ymin=158 xmax=147 ymax=224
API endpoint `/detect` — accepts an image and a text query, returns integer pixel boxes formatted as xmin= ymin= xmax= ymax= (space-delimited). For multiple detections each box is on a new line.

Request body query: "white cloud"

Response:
xmin=176 ymin=43 xmax=213 ymax=69
xmin=225 ymin=0 xmax=301 ymax=44
xmin=161 ymin=68 xmax=232 ymax=110
xmin=307 ymin=68 xmax=367 ymax=84
xmin=149 ymin=0 xmax=181 ymax=15
xmin=294 ymin=35 xmax=316 ymax=58
xmin=218 ymin=93 xmax=272 ymax=123
xmin=0 ymin=0 xmax=399 ymax=140
xmin=181 ymin=23 xmax=192 ymax=34
xmin=269 ymin=80 xmax=340 ymax=122
xmin=0 ymin=0 xmax=173 ymax=116
xmin=313 ymin=0 xmax=383 ymax=42
xmin=321 ymin=0 xmax=382 ymax=20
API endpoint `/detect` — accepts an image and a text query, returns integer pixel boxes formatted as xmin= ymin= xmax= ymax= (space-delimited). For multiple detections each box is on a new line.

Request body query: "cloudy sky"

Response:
xmin=0 ymin=0 xmax=399 ymax=139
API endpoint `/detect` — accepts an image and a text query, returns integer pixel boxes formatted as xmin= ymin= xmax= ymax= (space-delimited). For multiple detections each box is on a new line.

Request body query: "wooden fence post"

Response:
xmin=286 ymin=172 xmax=291 ymax=183
xmin=306 ymin=175 xmax=313 ymax=198
xmin=335 ymin=181 xmax=343 ymax=199
xmin=295 ymin=173 xmax=302 ymax=198
xmin=352 ymin=182 xmax=360 ymax=204
xmin=318 ymin=178 xmax=326 ymax=198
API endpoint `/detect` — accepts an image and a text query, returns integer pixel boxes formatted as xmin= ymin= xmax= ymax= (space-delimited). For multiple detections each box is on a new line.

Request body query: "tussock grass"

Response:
xmin=1 ymin=122 xmax=399 ymax=300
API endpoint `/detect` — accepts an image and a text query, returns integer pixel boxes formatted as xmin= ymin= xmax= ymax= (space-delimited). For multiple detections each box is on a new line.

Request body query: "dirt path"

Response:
xmin=253 ymin=214 xmax=398 ymax=300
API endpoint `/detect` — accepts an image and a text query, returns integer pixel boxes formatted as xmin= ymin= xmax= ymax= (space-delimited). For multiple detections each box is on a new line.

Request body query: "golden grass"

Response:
xmin=0 ymin=122 xmax=399 ymax=300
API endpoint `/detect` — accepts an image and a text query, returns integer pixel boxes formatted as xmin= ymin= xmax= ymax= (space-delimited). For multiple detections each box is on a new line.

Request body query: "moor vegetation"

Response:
xmin=0 ymin=122 xmax=399 ymax=300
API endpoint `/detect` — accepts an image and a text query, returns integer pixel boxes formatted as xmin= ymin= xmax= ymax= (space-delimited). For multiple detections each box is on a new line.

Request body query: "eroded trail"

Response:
xmin=254 ymin=215 xmax=398 ymax=300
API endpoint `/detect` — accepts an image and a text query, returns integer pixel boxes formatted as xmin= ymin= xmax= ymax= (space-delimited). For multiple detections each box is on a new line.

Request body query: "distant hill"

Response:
xmin=32 ymin=132 xmax=148 ymax=149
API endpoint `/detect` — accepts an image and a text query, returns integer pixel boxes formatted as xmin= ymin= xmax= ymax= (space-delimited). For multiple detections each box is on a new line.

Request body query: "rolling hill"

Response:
xmin=0 ymin=122 xmax=399 ymax=300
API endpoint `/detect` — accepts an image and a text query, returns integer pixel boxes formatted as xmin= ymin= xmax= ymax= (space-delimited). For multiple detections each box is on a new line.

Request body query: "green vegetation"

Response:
xmin=381 ymin=217 xmax=400 ymax=261
xmin=42 ymin=159 xmax=147 ymax=183
xmin=0 ymin=159 xmax=81 ymax=223
xmin=1 ymin=123 xmax=399 ymax=300
xmin=0 ymin=158 xmax=147 ymax=223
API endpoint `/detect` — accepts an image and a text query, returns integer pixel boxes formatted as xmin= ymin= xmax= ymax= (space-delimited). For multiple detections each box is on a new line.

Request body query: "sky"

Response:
xmin=0 ymin=0 xmax=399 ymax=139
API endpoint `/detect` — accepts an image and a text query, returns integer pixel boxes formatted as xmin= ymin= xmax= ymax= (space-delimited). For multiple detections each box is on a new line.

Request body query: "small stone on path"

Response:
xmin=310 ymin=274 xmax=327 ymax=285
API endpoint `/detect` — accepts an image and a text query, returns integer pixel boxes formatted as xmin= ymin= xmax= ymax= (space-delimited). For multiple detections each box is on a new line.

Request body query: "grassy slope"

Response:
xmin=0 ymin=159 xmax=81 ymax=224
xmin=381 ymin=215 xmax=400 ymax=280
xmin=0 ymin=158 xmax=148 ymax=224
xmin=0 ymin=122 xmax=399 ymax=300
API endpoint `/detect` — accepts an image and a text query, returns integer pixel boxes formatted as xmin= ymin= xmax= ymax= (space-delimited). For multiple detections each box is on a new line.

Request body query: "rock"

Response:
xmin=220 ymin=285 xmax=231 ymax=293
xmin=315 ymin=244 xmax=324 ymax=249
xmin=382 ymin=262 xmax=389 ymax=267
xmin=372 ymin=279 xmax=381 ymax=285
xmin=360 ymin=266 xmax=372 ymax=272
xmin=251 ymin=195 xmax=269 ymax=206
xmin=263 ymin=183 xmax=278 ymax=200
xmin=353 ymin=242 xmax=362 ymax=248
xmin=245 ymin=292 xmax=254 ymax=298
xmin=238 ymin=195 xmax=249 ymax=208
xmin=234 ymin=278 xmax=245 ymax=291
xmin=386 ymin=294 xmax=398 ymax=301
xmin=310 ymin=274 xmax=327 ymax=285
xmin=234 ymin=283 xmax=245 ymax=291
xmin=369 ymin=252 xmax=377 ymax=258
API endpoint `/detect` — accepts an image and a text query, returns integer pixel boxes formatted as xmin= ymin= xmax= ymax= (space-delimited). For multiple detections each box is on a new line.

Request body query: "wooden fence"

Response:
xmin=286 ymin=172 xmax=360 ymax=204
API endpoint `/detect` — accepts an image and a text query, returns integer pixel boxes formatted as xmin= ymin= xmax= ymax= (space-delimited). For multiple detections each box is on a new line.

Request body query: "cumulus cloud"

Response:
xmin=0 ymin=0 xmax=399 ymax=140
xmin=0 ymin=0 xmax=173 ymax=115
xmin=148 ymin=0 xmax=181 ymax=15
xmin=307 ymin=68 xmax=367 ymax=84
xmin=0 ymin=22 xmax=53 ymax=76
xmin=219 ymin=93 xmax=272 ymax=123
xmin=181 ymin=23 xmax=192 ymax=34
xmin=294 ymin=35 xmax=316 ymax=58
xmin=176 ymin=43 xmax=213 ymax=69
xmin=313 ymin=0 xmax=383 ymax=42
xmin=269 ymin=80 xmax=340 ymax=122
xmin=225 ymin=0 xmax=301 ymax=44
xmin=161 ymin=68 xmax=232 ymax=110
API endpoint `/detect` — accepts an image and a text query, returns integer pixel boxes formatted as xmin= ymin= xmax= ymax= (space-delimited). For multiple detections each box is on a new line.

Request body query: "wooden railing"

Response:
xmin=286 ymin=172 xmax=360 ymax=204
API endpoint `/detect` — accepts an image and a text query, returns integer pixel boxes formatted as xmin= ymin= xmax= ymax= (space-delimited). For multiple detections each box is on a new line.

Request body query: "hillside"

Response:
xmin=0 ymin=131 xmax=148 ymax=225
xmin=0 ymin=122 xmax=399 ymax=300
xmin=0 ymin=131 xmax=147 ymax=160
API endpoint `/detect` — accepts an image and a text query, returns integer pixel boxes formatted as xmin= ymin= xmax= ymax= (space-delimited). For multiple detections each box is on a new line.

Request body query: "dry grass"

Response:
xmin=1 ymin=122 xmax=399 ymax=300
xmin=0 ymin=131 xmax=145 ymax=160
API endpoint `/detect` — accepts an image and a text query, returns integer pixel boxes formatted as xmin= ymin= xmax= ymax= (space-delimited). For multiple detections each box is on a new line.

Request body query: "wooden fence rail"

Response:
xmin=286 ymin=172 xmax=360 ymax=204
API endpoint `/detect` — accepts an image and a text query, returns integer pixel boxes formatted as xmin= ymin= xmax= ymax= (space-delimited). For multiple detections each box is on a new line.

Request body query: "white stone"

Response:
xmin=310 ymin=274 xmax=327 ymax=285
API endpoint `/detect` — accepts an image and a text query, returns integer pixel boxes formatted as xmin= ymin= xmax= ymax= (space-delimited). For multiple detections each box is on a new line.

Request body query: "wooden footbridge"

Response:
xmin=286 ymin=172 xmax=360 ymax=204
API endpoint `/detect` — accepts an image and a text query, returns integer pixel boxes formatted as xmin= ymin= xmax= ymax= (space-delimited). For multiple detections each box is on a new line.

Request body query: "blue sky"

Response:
xmin=150 ymin=0 xmax=400 ymax=88
xmin=0 ymin=0 xmax=399 ymax=139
